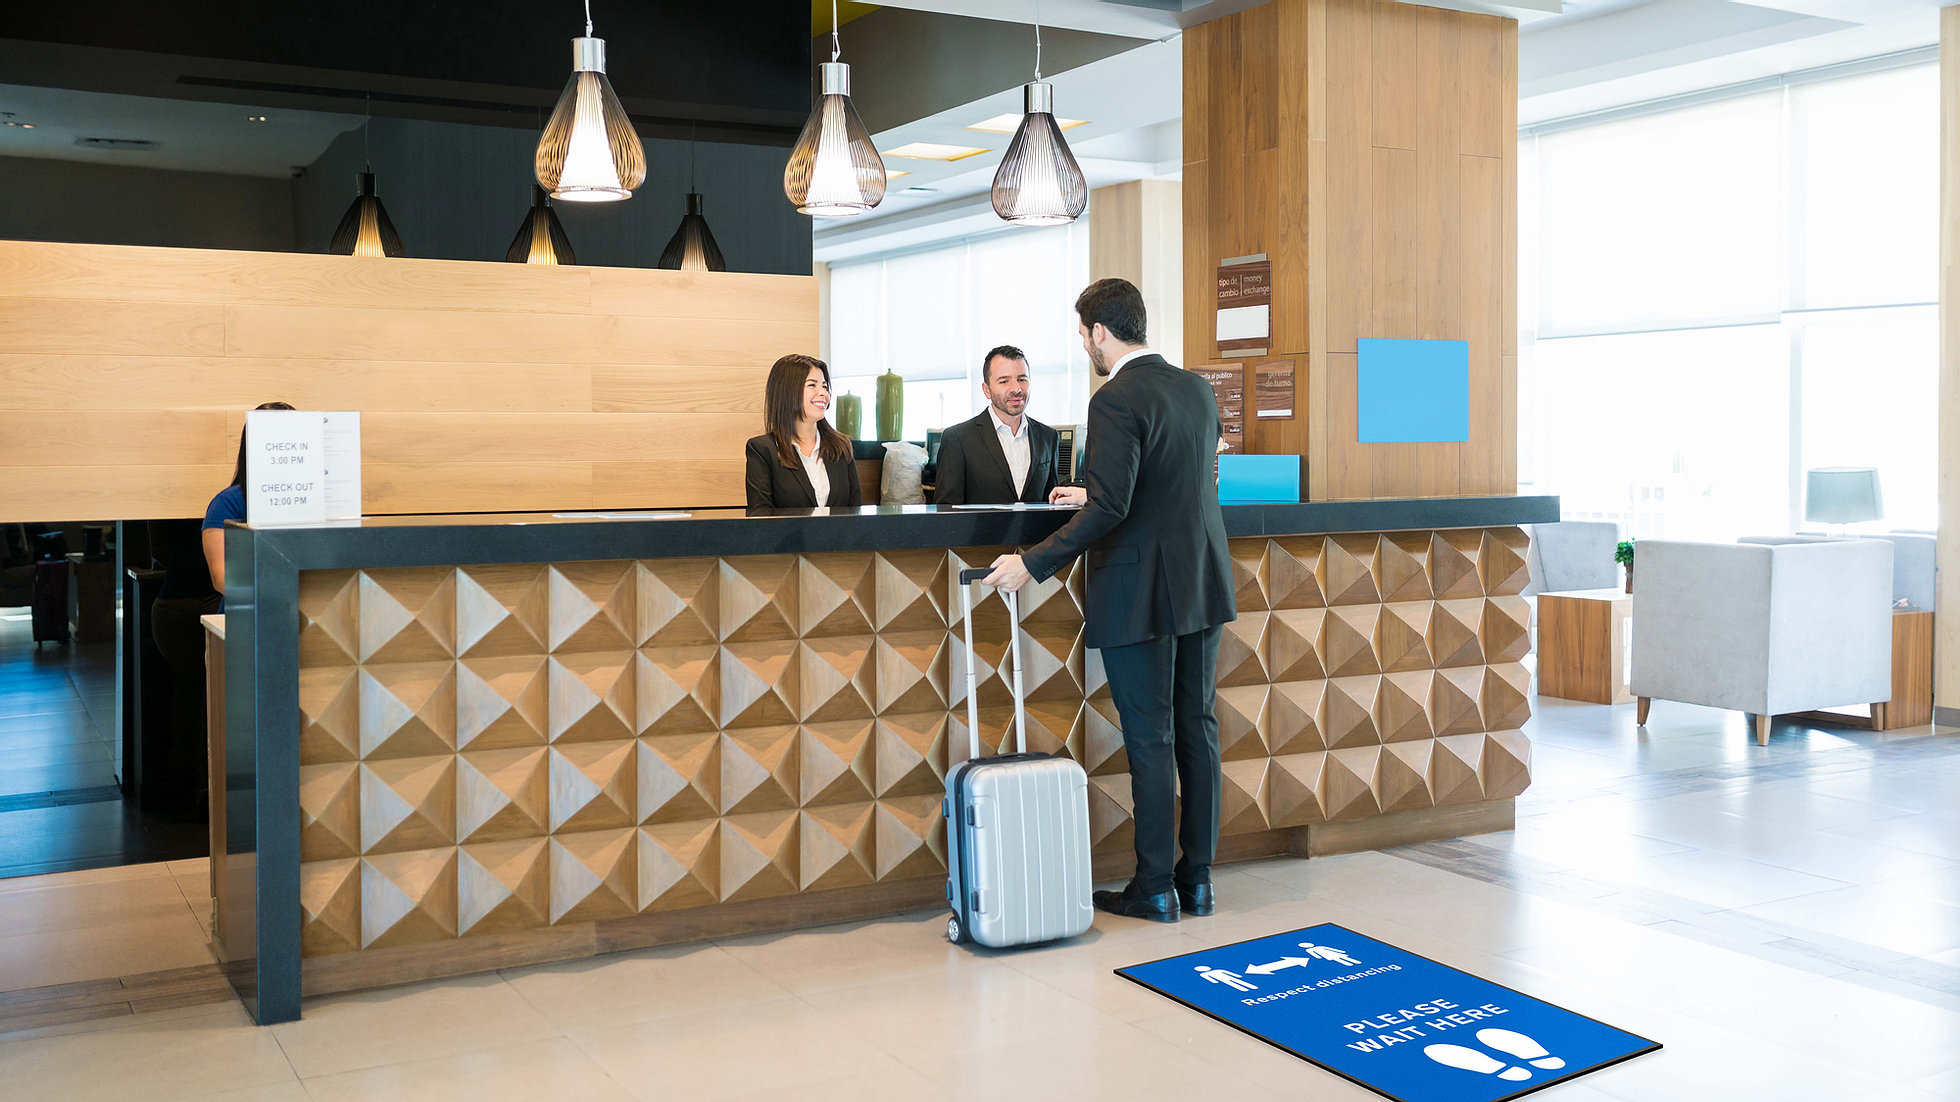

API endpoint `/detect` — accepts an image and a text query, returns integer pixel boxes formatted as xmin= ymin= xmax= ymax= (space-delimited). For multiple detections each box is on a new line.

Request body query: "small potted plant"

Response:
xmin=1615 ymin=540 xmax=1635 ymax=593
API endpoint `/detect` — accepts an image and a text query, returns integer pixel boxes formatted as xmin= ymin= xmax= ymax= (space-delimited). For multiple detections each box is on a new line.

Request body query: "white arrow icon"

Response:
xmin=1243 ymin=955 xmax=1317 ymax=976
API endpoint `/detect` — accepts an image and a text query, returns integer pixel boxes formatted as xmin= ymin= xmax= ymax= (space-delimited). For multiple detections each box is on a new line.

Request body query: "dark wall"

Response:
xmin=0 ymin=154 xmax=295 ymax=252
xmin=295 ymin=117 xmax=811 ymax=274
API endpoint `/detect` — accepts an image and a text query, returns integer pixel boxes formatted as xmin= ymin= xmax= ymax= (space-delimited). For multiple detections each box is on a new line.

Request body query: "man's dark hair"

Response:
xmin=980 ymin=344 xmax=1027 ymax=381
xmin=1073 ymin=278 xmax=1147 ymax=345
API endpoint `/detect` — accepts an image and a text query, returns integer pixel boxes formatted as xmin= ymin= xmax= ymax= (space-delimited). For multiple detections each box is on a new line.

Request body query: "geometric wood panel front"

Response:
xmin=295 ymin=529 xmax=1534 ymax=956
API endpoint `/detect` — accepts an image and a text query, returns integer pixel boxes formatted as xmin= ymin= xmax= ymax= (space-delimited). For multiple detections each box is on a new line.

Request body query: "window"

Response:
xmin=1520 ymin=60 xmax=1938 ymax=541
xmin=826 ymin=223 xmax=1090 ymax=442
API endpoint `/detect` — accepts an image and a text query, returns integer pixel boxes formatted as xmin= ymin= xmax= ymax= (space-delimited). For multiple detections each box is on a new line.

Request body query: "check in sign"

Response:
xmin=1118 ymin=923 xmax=1658 ymax=1102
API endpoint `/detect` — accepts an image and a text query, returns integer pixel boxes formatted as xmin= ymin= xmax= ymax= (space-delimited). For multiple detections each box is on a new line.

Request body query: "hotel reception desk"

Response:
xmin=219 ymin=497 xmax=1556 ymax=1022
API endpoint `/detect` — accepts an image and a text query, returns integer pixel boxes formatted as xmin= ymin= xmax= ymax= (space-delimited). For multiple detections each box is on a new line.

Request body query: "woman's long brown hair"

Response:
xmin=764 ymin=354 xmax=852 ymax=469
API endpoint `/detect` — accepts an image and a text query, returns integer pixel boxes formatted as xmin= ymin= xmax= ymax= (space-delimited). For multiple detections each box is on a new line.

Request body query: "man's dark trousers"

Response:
xmin=1099 ymin=624 xmax=1223 ymax=895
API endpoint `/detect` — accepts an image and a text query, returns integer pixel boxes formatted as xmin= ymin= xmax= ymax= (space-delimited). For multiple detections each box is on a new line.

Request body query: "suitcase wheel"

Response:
xmin=946 ymin=914 xmax=966 ymax=944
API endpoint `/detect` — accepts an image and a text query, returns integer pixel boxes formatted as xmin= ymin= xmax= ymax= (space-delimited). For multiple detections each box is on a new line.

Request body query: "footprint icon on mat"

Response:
xmin=1424 ymin=1029 xmax=1566 ymax=1082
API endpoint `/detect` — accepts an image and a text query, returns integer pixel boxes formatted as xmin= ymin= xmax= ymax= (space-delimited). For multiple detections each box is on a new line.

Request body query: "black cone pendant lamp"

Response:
xmin=330 ymin=100 xmax=405 ymax=257
xmin=991 ymin=5 xmax=1087 ymax=226
xmin=784 ymin=0 xmax=885 ymax=218
xmin=328 ymin=169 xmax=406 ymax=257
xmin=507 ymin=185 xmax=577 ymax=264
xmin=660 ymin=131 xmax=725 ymax=271
xmin=658 ymin=193 xmax=726 ymax=271
xmin=536 ymin=0 xmax=646 ymax=202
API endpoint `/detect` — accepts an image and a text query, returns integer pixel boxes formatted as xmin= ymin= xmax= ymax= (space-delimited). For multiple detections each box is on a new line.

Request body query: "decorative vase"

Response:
xmin=834 ymin=392 xmax=861 ymax=439
xmin=875 ymin=370 xmax=904 ymax=442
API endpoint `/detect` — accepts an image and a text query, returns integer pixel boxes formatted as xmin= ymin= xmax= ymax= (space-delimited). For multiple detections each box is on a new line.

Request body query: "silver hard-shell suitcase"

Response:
xmin=942 ymin=568 xmax=1095 ymax=948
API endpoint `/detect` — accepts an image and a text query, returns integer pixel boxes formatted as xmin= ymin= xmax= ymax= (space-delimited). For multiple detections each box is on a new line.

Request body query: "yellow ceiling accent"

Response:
xmin=812 ymin=2 xmax=879 ymax=37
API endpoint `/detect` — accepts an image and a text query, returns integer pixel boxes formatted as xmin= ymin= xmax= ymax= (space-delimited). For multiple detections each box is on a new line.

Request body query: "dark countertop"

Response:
xmin=229 ymin=497 xmax=1558 ymax=570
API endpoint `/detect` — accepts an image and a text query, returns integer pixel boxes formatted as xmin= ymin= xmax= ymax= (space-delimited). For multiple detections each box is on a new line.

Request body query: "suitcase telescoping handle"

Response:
xmin=957 ymin=568 xmax=1027 ymax=761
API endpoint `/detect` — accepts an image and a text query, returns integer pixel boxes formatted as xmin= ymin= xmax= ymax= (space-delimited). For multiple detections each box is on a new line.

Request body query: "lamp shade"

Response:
xmin=536 ymin=36 xmax=646 ymax=202
xmin=657 ymin=192 xmax=727 ymax=271
xmin=327 ymin=170 xmax=404 ymax=257
xmin=506 ymin=185 xmax=576 ymax=265
xmin=784 ymin=62 xmax=885 ymax=218
xmin=991 ymin=81 xmax=1087 ymax=226
xmin=1804 ymin=466 xmax=1883 ymax=525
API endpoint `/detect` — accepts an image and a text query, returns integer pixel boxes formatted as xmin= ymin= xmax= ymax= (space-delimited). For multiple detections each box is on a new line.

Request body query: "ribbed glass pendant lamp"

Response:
xmin=329 ymin=108 xmax=404 ymax=257
xmin=506 ymin=185 xmax=577 ymax=264
xmin=784 ymin=0 xmax=885 ymax=218
xmin=535 ymin=0 xmax=646 ymax=202
xmin=660 ymin=133 xmax=726 ymax=271
xmin=991 ymin=8 xmax=1087 ymax=227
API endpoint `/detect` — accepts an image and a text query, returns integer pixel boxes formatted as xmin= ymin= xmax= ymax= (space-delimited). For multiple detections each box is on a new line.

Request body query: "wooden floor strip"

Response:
xmin=0 ymin=962 xmax=233 ymax=1035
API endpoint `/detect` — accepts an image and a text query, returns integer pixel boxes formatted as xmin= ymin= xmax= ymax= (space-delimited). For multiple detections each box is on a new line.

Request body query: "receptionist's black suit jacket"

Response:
xmin=743 ymin=434 xmax=863 ymax=509
xmin=932 ymin=411 xmax=1061 ymax=506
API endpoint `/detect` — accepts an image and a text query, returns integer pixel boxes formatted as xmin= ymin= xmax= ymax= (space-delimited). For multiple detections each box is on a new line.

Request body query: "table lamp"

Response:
xmin=1804 ymin=467 xmax=1882 ymax=532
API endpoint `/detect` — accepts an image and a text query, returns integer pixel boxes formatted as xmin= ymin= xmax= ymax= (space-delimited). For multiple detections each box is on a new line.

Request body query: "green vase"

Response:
xmin=875 ymin=370 xmax=904 ymax=442
xmin=834 ymin=392 xmax=861 ymax=439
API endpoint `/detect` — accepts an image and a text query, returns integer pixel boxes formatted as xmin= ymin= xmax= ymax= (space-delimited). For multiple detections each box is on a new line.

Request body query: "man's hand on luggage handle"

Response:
xmin=983 ymin=554 xmax=1032 ymax=593
xmin=1049 ymin=486 xmax=1086 ymax=507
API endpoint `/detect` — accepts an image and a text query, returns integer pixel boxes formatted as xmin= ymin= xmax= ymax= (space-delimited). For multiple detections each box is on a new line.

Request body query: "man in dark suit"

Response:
xmin=983 ymin=279 xmax=1236 ymax=924
xmin=932 ymin=345 xmax=1061 ymax=506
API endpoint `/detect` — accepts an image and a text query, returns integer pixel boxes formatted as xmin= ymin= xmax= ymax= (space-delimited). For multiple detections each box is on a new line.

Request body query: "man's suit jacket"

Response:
xmin=1020 ymin=354 xmax=1236 ymax=650
xmin=933 ymin=411 xmax=1060 ymax=506
xmin=743 ymin=434 xmax=863 ymax=509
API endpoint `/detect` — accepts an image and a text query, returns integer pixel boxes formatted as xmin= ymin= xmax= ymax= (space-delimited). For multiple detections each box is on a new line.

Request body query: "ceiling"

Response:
xmin=0 ymin=0 xmax=812 ymax=142
xmin=818 ymin=0 xmax=1942 ymax=260
xmin=0 ymin=84 xmax=360 ymax=178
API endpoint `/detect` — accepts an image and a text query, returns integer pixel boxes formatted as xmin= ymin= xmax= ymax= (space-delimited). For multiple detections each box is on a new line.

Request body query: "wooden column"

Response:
xmin=1183 ymin=0 xmax=1517 ymax=501
xmin=1939 ymin=7 xmax=1960 ymax=726
xmin=1088 ymin=180 xmax=1184 ymax=391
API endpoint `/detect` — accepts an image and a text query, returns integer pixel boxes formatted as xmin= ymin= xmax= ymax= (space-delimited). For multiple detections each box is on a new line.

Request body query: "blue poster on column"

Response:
xmin=1118 ymin=923 xmax=1659 ymax=1102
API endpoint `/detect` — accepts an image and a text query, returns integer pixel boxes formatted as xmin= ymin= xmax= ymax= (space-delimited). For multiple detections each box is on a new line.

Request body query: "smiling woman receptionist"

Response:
xmin=743 ymin=353 xmax=863 ymax=509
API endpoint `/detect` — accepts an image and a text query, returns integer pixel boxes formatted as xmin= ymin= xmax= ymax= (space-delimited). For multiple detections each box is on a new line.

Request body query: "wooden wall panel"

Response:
xmin=0 ymin=240 xmax=817 ymax=522
xmin=1182 ymin=0 xmax=1517 ymax=503
xmin=0 ymin=357 xmax=595 ymax=413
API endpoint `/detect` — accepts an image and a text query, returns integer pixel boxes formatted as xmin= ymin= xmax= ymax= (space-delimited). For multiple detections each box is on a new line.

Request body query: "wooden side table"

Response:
xmin=1537 ymin=588 xmax=1633 ymax=705
xmin=1874 ymin=609 xmax=1933 ymax=730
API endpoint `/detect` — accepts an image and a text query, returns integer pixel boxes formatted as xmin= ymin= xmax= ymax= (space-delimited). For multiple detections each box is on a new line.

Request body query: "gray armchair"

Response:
xmin=1631 ymin=539 xmax=1893 ymax=745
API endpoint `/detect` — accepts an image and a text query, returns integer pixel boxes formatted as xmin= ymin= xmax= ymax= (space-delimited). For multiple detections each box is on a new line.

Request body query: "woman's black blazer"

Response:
xmin=743 ymin=434 xmax=863 ymax=509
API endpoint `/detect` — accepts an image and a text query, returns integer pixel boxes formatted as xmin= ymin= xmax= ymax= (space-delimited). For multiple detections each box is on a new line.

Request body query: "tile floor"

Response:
xmin=0 ymin=697 xmax=1957 ymax=1101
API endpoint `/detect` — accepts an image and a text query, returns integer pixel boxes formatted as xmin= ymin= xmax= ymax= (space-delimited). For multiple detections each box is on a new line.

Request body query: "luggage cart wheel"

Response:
xmin=946 ymin=914 xmax=965 ymax=944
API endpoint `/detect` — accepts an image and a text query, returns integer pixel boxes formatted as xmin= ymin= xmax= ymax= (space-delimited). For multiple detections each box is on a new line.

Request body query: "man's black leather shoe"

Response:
xmin=1092 ymin=883 xmax=1179 ymax=923
xmin=1176 ymin=882 xmax=1215 ymax=917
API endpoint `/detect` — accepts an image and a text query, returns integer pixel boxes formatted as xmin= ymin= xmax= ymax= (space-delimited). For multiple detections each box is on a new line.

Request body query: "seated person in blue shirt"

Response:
xmin=932 ymin=345 xmax=1061 ymax=506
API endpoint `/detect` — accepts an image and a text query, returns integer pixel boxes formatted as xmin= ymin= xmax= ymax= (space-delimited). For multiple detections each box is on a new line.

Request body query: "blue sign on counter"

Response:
xmin=1118 ymin=923 xmax=1659 ymax=1102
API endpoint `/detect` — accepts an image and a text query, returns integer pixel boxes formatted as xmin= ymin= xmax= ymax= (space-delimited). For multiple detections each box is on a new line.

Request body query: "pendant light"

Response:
xmin=506 ymin=184 xmax=577 ymax=264
xmin=329 ymin=99 xmax=405 ymax=257
xmin=659 ymin=129 xmax=726 ymax=271
xmin=535 ymin=0 xmax=646 ymax=202
xmin=784 ymin=0 xmax=885 ymax=218
xmin=991 ymin=3 xmax=1088 ymax=227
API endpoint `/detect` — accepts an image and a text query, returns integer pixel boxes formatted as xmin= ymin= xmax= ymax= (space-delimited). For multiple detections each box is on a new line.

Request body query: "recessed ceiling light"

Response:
xmin=247 ymin=115 xmax=268 ymax=122
xmin=3 ymin=121 xmax=34 ymax=129
xmin=966 ymin=113 xmax=1088 ymax=134
xmin=885 ymin=168 xmax=908 ymax=180
xmin=883 ymin=142 xmax=991 ymax=162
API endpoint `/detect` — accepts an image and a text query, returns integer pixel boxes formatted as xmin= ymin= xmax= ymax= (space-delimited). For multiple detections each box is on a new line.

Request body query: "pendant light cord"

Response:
xmin=831 ymin=0 xmax=841 ymax=63
xmin=363 ymin=91 xmax=371 ymax=172
xmin=1034 ymin=0 xmax=1043 ymax=80
xmin=584 ymin=0 xmax=593 ymax=37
